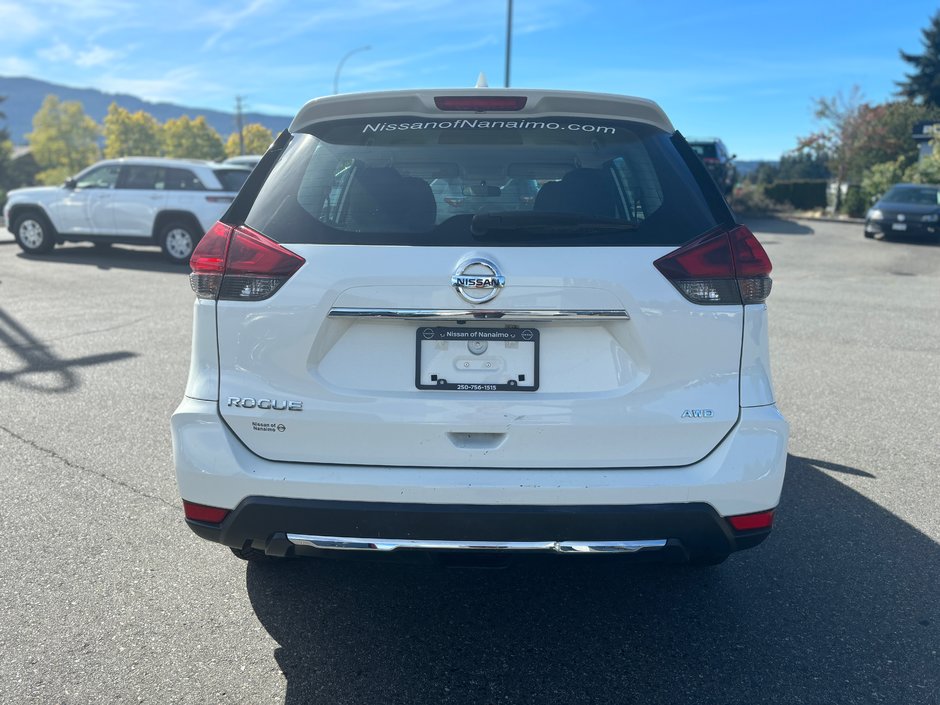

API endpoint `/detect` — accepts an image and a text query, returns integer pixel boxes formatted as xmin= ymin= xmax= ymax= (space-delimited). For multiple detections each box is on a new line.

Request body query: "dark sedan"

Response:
xmin=865 ymin=184 xmax=940 ymax=241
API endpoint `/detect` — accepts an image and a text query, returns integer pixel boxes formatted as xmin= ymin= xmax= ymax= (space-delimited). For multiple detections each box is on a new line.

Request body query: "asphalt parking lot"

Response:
xmin=0 ymin=218 xmax=938 ymax=704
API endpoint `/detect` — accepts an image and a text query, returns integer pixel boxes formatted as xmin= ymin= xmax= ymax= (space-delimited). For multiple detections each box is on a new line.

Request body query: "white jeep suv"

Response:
xmin=3 ymin=157 xmax=250 ymax=263
xmin=171 ymin=89 xmax=788 ymax=565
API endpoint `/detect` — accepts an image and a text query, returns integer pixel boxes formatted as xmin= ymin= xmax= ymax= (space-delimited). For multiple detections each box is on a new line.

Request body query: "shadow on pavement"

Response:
xmin=869 ymin=234 xmax=940 ymax=248
xmin=0 ymin=307 xmax=137 ymax=393
xmin=15 ymin=243 xmax=189 ymax=274
xmin=740 ymin=216 xmax=815 ymax=236
xmin=790 ymin=454 xmax=878 ymax=479
xmin=246 ymin=454 xmax=939 ymax=704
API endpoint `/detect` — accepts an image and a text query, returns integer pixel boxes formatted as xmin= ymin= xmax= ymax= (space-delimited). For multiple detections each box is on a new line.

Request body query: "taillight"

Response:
xmin=182 ymin=500 xmax=230 ymax=524
xmin=189 ymin=221 xmax=231 ymax=299
xmin=189 ymin=222 xmax=305 ymax=302
xmin=434 ymin=96 xmax=527 ymax=111
xmin=654 ymin=225 xmax=772 ymax=305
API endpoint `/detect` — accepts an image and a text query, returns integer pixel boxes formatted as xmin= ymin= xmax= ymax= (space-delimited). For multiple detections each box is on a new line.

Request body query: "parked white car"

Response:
xmin=223 ymin=155 xmax=263 ymax=169
xmin=3 ymin=157 xmax=251 ymax=262
xmin=172 ymin=89 xmax=788 ymax=566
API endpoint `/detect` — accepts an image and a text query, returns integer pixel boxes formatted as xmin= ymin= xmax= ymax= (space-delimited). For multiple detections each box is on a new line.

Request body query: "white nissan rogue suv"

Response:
xmin=171 ymin=89 xmax=788 ymax=565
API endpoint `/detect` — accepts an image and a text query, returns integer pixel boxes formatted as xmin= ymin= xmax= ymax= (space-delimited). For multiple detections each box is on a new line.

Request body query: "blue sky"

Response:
xmin=0 ymin=0 xmax=937 ymax=159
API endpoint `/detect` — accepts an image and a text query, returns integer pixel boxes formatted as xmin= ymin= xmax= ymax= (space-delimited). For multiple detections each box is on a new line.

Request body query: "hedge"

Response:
xmin=762 ymin=180 xmax=828 ymax=210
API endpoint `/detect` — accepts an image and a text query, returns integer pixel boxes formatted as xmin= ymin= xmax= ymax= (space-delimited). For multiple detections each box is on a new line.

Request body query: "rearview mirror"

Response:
xmin=64 ymin=178 xmax=77 ymax=189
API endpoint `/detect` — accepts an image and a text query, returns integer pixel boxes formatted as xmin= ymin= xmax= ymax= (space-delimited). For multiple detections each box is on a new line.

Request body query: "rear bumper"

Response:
xmin=173 ymin=398 xmax=787 ymax=512
xmin=186 ymin=498 xmax=771 ymax=559
xmin=172 ymin=398 xmax=787 ymax=557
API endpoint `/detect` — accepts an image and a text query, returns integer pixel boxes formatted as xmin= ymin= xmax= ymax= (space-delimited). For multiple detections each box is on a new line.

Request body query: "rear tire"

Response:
xmin=13 ymin=211 xmax=56 ymax=255
xmin=159 ymin=220 xmax=199 ymax=264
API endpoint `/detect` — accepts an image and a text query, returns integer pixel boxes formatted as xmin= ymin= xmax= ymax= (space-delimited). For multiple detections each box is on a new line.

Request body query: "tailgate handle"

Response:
xmin=447 ymin=432 xmax=507 ymax=450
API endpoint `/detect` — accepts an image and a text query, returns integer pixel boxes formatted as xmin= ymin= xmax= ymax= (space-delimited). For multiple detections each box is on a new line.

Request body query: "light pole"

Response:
xmin=333 ymin=45 xmax=372 ymax=95
xmin=504 ymin=0 xmax=513 ymax=87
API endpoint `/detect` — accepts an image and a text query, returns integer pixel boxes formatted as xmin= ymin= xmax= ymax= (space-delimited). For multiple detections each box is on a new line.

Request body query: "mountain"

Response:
xmin=0 ymin=76 xmax=292 ymax=145
xmin=735 ymin=160 xmax=776 ymax=177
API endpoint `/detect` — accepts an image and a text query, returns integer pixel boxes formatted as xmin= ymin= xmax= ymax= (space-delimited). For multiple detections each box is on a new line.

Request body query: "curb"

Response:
xmin=783 ymin=214 xmax=865 ymax=225
xmin=738 ymin=212 xmax=865 ymax=225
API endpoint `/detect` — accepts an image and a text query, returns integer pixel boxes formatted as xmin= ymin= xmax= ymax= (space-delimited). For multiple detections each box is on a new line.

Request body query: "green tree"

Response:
xmin=796 ymin=87 xmax=866 ymax=196
xmin=27 ymin=95 xmax=101 ymax=185
xmin=776 ymin=150 xmax=831 ymax=180
xmin=0 ymin=95 xmax=39 ymax=195
xmin=796 ymin=91 xmax=940 ymax=212
xmin=901 ymin=135 xmax=940 ymax=183
xmin=898 ymin=11 xmax=940 ymax=106
xmin=8 ymin=151 xmax=40 ymax=188
xmin=861 ymin=157 xmax=907 ymax=204
xmin=103 ymin=103 xmax=163 ymax=158
xmin=745 ymin=161 xmax=780 ymax=185
xmin=848 ymin=100 xmax=940 ymax=177
xmin=0 ymin=95 xmax=13 ymax=201
xmin=224 ymin=123 xmax=273 ymax=157
xmin=162 ymin=115 xmax=225 ymax=160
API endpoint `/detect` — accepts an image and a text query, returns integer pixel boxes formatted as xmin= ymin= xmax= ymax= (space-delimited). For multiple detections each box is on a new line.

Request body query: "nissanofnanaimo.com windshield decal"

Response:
xmin=361 ymin=119 xmax=616 ymax=134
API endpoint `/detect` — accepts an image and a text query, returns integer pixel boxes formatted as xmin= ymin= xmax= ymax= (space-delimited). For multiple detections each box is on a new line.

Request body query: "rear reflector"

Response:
xmin=434 ymin=96 xmax=527 ymax=111
xmin=190 ymin=222 xmax=305 ymax=301
xmin=727 ymin=510 xmax=775 ymax=531
xmin=183 ymin=500 xmax=230 ymax=524
xmin=654 ymin=225 xmax=773 ymax=305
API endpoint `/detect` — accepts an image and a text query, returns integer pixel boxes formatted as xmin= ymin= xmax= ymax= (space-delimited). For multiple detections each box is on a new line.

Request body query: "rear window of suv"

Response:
xmin=214 ymin=168 xmax=251 ymax=192
xmin=242 ymin=116 xmax=724 ymax=247
xmin=690 ymin=143 xmax=718 ymax=160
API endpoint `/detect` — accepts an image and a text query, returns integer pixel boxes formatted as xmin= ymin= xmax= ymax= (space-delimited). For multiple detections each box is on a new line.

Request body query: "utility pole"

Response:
xmin=235 ymin=96 xmax=245 ymax=155
xmin=504 ymin=0 xmax=513 ymax=88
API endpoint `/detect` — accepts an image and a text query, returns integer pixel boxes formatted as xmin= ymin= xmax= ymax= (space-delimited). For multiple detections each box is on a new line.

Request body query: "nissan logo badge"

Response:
xmin=451 ymin=258 xmax=505 ymax=304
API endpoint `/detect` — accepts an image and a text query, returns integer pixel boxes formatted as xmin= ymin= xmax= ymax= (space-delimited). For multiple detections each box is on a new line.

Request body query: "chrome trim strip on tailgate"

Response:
xmin=328 ymin=308 xmax=630 ymax=321
xmin=286 ymin=534 xmax=667 ymax=554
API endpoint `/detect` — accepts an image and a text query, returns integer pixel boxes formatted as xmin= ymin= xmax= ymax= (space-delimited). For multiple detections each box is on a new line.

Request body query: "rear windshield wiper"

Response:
xmin=470 ymin=211 xmax=638 ymax=237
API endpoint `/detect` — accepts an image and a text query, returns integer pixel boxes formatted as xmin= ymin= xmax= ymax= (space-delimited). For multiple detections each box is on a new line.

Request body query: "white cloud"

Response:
xmin=0 ymin=2 xmax=46 ymax=38
xmin=29 ymin=0 xmax=131 ymax=21
xmin=37 ymin=41 xmax=74 ymax=63
xmin=97 ymin=66 xmax=205 ymax=104
xmin=342 ymin=35 xmax=500 ymax=83
xmin=250 ymin=101 xmax=300 ymax=116
xmin=0 ymin=56 xmax=36 ymax=75
xmin=200 ymin=0 xmax=278 ymax=50
xmin=75 ymin=45 xmax=121 ymax=68
xmin=36 ymin=41 xmax=122 ymax=68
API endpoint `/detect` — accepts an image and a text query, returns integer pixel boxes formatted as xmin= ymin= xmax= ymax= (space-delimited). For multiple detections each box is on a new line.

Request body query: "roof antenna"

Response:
xmin=475 ymin=72 xmax=489 ymax=88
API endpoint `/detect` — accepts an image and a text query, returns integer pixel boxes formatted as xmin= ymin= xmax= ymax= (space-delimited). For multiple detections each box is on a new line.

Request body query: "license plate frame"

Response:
xmin=415 ymin=326 xmax=539 ymax=392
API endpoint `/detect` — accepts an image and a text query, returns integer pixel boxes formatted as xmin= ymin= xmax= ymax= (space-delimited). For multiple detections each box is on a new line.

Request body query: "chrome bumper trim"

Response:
xmin=328 ymin=308 xmax=629 ymax=321
xmin=286 ymin=534 xmax=667 ymax=554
